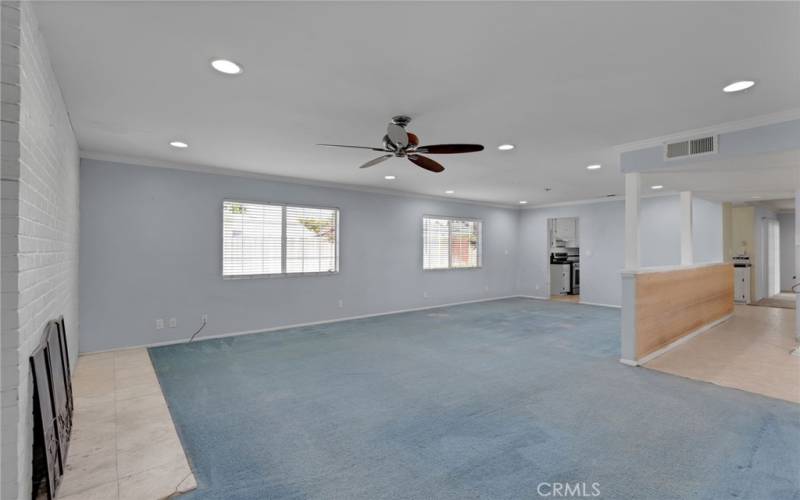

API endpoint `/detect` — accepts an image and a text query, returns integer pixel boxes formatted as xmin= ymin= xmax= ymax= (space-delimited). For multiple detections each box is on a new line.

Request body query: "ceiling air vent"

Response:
xmin=664 ymin=135 xmax=717 ymax=160
xmin=665 ymin=141 xmax=690 ymax=159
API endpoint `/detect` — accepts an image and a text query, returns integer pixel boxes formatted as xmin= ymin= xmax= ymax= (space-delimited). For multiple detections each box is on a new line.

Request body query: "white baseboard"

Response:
xmin=516 ymin=295 xmax=549 ymax=301
xmin=580 ymin=301 xmax=621 ymax=309
xmin=631 ymin=313 xmax=733 ymax=366
xmin=517 ymin=295 xmax=621 ymax=309
xmin=85 ymin=295 xmax=521 ymax=354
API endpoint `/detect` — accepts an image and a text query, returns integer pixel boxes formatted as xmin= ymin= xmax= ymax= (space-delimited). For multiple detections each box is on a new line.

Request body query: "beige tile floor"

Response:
xmin=549 ymin=294 xmax=581 ymax=303
xmin=57 ymin=348 xmax=196 ymax=500
xmin=753 ymin=292 xmax=796 ymax=309
xmin=646 ymin=305 xmax=800 ymax=404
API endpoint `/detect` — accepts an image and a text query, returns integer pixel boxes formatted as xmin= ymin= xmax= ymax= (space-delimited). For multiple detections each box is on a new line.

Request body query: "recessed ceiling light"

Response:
xmin=445 ymin=190 xmax=455 ymax=194
xmin=169 ymin=141 xmax=188 ymax=149
xmin=211 ymin=59 xmax=243 ymax=75
xmin=586 ymin=164 xmax=602 ymax=170
xmin=651 ymin=185 xmax=664 ymax=190
xmin=723 ymin=80 xmax=755 ymax=93
xmin=497 ymin=144 xmax=515 ymax=151
xmin=519 ymin=201 xmax=528 ymax=205
xmin=384 ymin=175 xmax=396 ymax=180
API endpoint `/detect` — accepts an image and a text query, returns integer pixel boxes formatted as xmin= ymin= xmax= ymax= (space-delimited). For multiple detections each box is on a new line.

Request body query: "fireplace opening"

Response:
xmin=29 ymin=318 xmax=73 ymax=500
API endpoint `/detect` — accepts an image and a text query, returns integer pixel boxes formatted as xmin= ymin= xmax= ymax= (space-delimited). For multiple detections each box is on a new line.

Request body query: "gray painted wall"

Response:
xmin=693 ymin=197 xmax=724 ymax=264
xmin=516 ymin=195 xmax=723 ymax=307
xmin=80 ymin=159 xmax=520 ymax=352
xmin=778 ymin=212 xmax=795 ymax=291
xmin=81 ymin=159 xmax=725 ymax=351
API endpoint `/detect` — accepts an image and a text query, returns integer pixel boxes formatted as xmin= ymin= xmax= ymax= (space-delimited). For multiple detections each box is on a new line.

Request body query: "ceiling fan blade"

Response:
xmin=358 ymin=154 xmax=393 ymax=169
xmin=317 ymin=143 xmax=388 ymax=152
xmin=407 ymin=154 xmax=445 ymax=173
xmin=387 ymin=123 xmax=409 ymax=149
xmin=414 ymin=144 xmax=484 ymax=154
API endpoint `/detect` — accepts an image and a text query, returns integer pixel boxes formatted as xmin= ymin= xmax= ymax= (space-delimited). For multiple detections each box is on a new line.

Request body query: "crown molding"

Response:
xmin=79 ymin=150 xmax=520 ymax=211
xmin=521 ymin=191 xmax=675 ymax=210
xmin=613 ymin=108 xmax=800 ymax=154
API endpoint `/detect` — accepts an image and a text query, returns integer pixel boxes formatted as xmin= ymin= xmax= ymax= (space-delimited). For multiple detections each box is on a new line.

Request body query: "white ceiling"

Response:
xmin=35 ymin=1 xmax=800 ymax=206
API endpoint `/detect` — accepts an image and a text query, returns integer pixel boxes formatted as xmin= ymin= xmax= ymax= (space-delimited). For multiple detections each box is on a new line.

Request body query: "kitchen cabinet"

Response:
xmin=734 ymin=266 xmax=751 ymax=304
xmin=553 ymin=217 xmax=578 ymax=247
xmin=550 ymin=264 xmax=571 ymax=295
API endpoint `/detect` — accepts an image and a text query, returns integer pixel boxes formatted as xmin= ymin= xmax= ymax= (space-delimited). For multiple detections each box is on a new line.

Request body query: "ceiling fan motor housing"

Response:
xmin=391 ymin=115 xmax=412 ymax=127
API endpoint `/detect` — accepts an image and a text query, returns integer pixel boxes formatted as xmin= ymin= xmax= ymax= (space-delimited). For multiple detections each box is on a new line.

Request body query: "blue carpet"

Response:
xmin=149 ymin=298 xmax=800 ymax=500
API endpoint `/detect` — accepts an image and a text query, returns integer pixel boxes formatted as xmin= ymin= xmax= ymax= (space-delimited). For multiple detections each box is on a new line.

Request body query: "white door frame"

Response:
xmin=766 ymin=219 xmax=780 ymax=297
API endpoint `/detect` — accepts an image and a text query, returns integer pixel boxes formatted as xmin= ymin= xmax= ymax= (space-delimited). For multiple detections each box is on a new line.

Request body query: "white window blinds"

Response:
xmin=286 ymin=206 xmax=338 ymax=274
xmin=223 ymin=201 xmax=339 ymax=277
xmin=423 ymin=216 xmax=482 ymax=270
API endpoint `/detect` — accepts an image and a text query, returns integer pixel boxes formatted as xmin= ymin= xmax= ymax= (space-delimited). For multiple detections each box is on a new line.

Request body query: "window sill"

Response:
xmin=423 ymin=266 xmax=483 ymax=272
xmin=223 ymin=271 xmax=339 ymax=280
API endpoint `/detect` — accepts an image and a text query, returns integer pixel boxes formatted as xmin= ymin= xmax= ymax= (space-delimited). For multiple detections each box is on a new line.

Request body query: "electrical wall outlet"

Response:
xmin=535 ymin=284 xmax=540 ymax=290
xmin=423 ymin=291 xmax=429 ymax=298
xmin=484 ymin=285 xmax=489 ymax=292
xmin=338 ymin=299 xmax=343 ymax=308
xmin=168 ymin=318 xmax=177 ymax=328
xmin=201 ymin=313 xmax=208 ymax=323
xmin=155 ymin=319 xmax=164 ymax=330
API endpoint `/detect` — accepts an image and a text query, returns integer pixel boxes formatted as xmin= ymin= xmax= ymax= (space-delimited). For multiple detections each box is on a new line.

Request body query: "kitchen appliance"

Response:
xmin=551 ymin=246 xmax=580 ymax=295
xmin=733 ymin=255 xmax=751 ymax=304
xmin=571 ymin=262 xmax=580 ymax=294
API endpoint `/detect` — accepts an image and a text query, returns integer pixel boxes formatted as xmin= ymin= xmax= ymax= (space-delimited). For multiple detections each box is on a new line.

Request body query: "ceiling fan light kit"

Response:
xmin=318 ymin=116 xmax=484 ymax=173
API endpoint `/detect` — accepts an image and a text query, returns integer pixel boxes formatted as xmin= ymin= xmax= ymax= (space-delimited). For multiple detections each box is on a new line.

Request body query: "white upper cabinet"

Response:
xmin=553 ymin=217 xmax=579 ymax=247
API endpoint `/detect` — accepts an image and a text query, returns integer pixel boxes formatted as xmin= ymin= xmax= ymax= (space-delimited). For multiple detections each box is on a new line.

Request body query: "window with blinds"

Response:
xmin=223 ymin=201 xmax=339 ymax=277
xmin=423 ymin=216 xmax=481 ymax=270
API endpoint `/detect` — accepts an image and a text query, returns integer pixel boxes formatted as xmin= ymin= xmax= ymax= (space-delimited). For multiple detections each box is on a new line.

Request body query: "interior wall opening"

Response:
xmin=547 ymin=217 xmax=580 ymax=303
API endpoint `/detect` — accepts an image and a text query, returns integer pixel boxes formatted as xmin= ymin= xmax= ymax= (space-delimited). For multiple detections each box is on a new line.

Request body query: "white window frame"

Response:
xmin=422 ymin=215 xmax=483 ymax=271
xmin=222 ymin=199 xmax=340 ymax=279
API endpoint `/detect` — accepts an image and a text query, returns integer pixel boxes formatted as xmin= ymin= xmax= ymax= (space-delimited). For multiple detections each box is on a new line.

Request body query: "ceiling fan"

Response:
xmin=317 ymin=115 xmax=484 ymax=173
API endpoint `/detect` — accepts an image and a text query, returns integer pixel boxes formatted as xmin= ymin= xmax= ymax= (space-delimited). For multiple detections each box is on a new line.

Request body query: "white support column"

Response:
xmin=624 ymin=173 xmax=641 ymax=269
xmin=795 ymin=189 xmax=799 ymax=342
xmin=680 ymin=191 xmax=694 ymax=265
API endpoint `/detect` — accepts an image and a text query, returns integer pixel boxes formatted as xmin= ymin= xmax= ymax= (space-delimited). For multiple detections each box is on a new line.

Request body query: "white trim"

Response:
xmin=80 ymin=151 xmax=518 ymax=210
xmin=516 ymin=295 xmax=549 ymax=301
xmin=580 ymin=301 xmax=621 ymax=309
xmin=680 ymin=191 xmax=694 ymax=266
xmin=83 ymin=295 xmax=522 ymax=354
xmin=625 ymin=173 xmax=641 ymax=269
xmin=621 ymin=261 xmax=728 ymax=277
xmin=633 ymin=313 xmax=733 ymax=366
xmin=613 ymin=108 xmax=800 ymax=154
xmin=520 ymin=192 xmax=676 ymax=210
xmin=619 ymin=358 xmax=638 ymax=367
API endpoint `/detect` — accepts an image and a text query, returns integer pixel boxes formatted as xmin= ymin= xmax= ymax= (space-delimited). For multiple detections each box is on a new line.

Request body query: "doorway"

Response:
xmin=547 ymin=217 xmax=580 ymax=303
xmin=752 ymin=214 xmax=796 ymax=309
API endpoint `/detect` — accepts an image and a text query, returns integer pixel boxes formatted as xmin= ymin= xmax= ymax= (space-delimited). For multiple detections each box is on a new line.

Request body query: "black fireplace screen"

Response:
xmin=30 ymin=317 xmax=73 ymax=500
